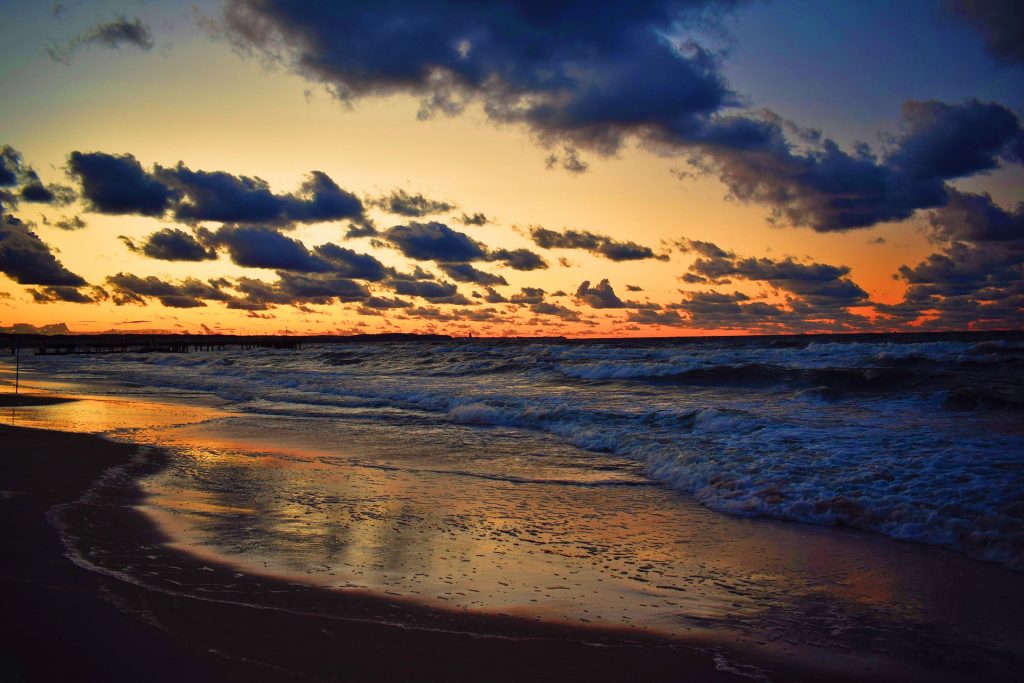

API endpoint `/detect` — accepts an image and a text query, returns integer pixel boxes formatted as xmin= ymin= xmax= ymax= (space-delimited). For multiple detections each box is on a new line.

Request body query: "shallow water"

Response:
xmin=3 ymin=332 xmax=1024 ymax=679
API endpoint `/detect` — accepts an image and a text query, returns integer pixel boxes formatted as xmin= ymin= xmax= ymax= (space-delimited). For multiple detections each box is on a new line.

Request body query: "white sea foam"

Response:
xmin=16 ymin=335 xmax=1024 ymax=569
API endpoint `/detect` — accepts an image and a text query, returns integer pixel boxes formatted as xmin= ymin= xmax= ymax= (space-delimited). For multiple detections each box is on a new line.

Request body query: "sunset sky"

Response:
xmin=1 ymin=0 xmax=1022 ymax=336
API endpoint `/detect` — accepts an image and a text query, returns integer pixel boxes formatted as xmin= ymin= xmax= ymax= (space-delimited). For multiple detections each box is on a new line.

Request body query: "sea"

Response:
xmin=5 ymin=330 xmax=1024 ymax=678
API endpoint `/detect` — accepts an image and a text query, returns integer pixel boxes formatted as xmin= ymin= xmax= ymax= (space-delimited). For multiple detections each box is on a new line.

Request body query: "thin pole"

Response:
xmin=14 ymin=341 xmax=20 ymax=395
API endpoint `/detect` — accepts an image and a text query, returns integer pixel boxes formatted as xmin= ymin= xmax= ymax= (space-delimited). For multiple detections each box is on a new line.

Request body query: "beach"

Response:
xmin=1 ymin=412 xmax=813 ymax=683
xmin=2 ymin=334 xmax=1023 ymax=681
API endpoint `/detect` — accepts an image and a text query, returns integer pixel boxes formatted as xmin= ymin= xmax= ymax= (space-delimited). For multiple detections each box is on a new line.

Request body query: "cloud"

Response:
xmin=438 ymin=262 xmax=508 ymax=286
xmin=0 ymin=147 xmax=19 ymax=187
xmin=216 ymin=4 xmax=1022 ymax=235
xmin=382 ymin=221 xmax=487 ymax=262
xmin=575 ymin=279 xmax=627 ymax=308
xmin=220 ymin=1 xmax=746 ymax=157
xmin=688 ymin=251 xmax=869 ymax=307
xmin=459 ymin=212 xmax=490 ymax=226
xmin=47 ymin=16 xmax=154 ymax=63
xmin=389 ymin=278 xmax=469 ymax=303
xmin=0 ymin=145 xmax=75 ymax=207
xmin=29 ymin=285 xmax=105 ymax=304
xmin=20 ymin=182 xmax=75 ymax=205
xmin=68 ymin=151 xmax=175 ymax=216
xmin=529 ymin=226 xmax=665 ymax=261
xmin=312 ymin=243 xmax=390 ymax=281
xmin=486 ymin=247 xmax=548 ymax=270
xmin=927 ymin=188 xmax=1024 ymax=243
xmin=670 ymin=238 xmax=874 ymax=329
xmin=626 ymin=307 xmax=683 ymax=325
xmin=671 ymin=290 xmax=791 ymax=330
xmin=877 ymin=190 xmax=1024 ymax=329
xmin=372 ymin=189 xmax=455 ymax=217
xmin=693 ymin=99 xmax=1023 ymax=232
xmin=361 ymin=296 xmax=413 ymax=309
xmin=122 ymin=228 xmax=218 ymax=262
xmin=156 ymin=164 xmax=364 ymax=225
xmin=53 ymin=216 xmax=87 ymax=231
xmin=106 ymin=273 xmax=230 ymax=308
xmin=0 ymin=213 xmax=87 ymax=286
xmin=948 ymin=0 xmax=1024 ymax=64
xmin=510 ymin=287 xmax=545 ymax=304
xmin=203 ymin=225 xmax=328 ymax=271
xmin=482 ymin=286 xmax=507 ymax=303
xmin=272 ymin=271 xmax=370 ymax=302
xmin=545 ymin=146 xmax=589 ymax=174
xmin=530 ymin=301 xmax=580 ymax=319
xmin=67 ymin=152 xmax=367 ymax=228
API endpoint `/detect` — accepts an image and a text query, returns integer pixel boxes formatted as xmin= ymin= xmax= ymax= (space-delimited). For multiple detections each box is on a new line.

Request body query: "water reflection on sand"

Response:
xmin=4 ymin=383 xmax=1022 ymax=679
xmin=136 ymin=414 xmax=1023 ymax=678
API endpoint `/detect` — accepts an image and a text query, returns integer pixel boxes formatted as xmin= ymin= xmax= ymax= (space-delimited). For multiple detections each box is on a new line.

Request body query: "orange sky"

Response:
xmin=1 ymin=1 xmax=1021 ymax=336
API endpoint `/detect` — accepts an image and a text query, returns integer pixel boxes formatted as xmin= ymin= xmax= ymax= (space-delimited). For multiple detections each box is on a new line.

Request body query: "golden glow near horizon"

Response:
xmin=1 ymin=2 xmax=1020 ymax=336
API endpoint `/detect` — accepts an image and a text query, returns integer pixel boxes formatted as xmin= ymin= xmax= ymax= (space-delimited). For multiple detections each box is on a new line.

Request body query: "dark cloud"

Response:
xmin=0 ymin=213 xmax=87 ymax=286
xmin=530 ymin=302 xmax=581 ymax=321
xmin=877 ymin=190 xmax=1024 ymax=329
xmin=361 ymin=296 xmax=413 ymax=309
xmin=389 ymin=278 xmax=469 ymax=303
xmin=693 ymin=99 xmax=1023 ymax=232
xmin=482 ymin=286 xmax=507 ymax=303
xmin=53 ymin=216 xmax=87 ymax=231
xmin=47 ymin=16 xmax=154 ymax=63
xmin=217 ymin=4 xmax=1022 ymax=235
xmin=312 ymin=243 xmax=390 ymax=281
xmin=675 ymin=238 xmax=733 ymax=258
xmin=575 ymin=279 xmax=626 ymax=308
xmin=345 ymin=221 xmax=379 ymax=238
xmin=486 ymin=247 xmax=548 ymax=270
xmin=67 ymin=153 xmax=366 ymax=227
xmin=123 ymin=228 xmax=218 ymax=262
xmin=0 ymin=147 xmax=19 ymax=187
xmin=382 ymin=221 xmax=487 ymax=262
xmin=373 ymin=189 xmax=455 ymax=217
xmin=203 ymin=225 xmax=328 ymax=271
xmin=29 ymin=285 xmax=105 ymax=304
xmin=626 ymin=307 xmax=683 ymax=325
xmin=0 ymin=146 xmax=75 ymax=207
xmin=529 ymin=226 xmax=665 ymax=261
xmin=459 ymin=212 xmax=490 ymax=226
xmin=545 ymin=147 xmax=589 ymax=174
xmin=625 ymin=284 xmax=643 ymax=291
xmin=68 ymin=151 xmax=175 ymax=216
xmin=689 ymin=251 xmax=869 ymax=307
xmin=438 ymin=262 xmax=508 ymax=286
xmin=671 ymin=290 xmax=791 ymax=330
xmin=949 ymin=0 xmax=1024 ymax=64
xmin=221 ymin=1 xmax=745 ymax=157
xmin=510 ymin=287 xmax=545 ymax=304
xmin=20 ymin=181 xmax=74 ymax=205
xmin=927 ymin=188 xmax=1024 ymax=243
xmin=273 ymin=272 xmax=370 ymax=302
xmin=105 ymin=273 xmax=229 ymax=308
xmin=157 ymin=164 xmax=364 ymax=225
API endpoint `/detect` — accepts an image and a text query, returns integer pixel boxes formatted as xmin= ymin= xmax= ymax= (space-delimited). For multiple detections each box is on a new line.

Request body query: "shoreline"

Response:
xmin=2 ymin=420 xmax=876 ymax=682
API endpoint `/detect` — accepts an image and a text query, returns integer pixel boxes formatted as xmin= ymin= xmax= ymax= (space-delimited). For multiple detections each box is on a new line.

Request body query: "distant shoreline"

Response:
xmin=3 ymin=327 xmax=1022 ymax=348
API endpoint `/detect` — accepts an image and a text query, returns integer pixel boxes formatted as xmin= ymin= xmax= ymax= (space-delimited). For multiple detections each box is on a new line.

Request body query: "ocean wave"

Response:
xmin=16 ymin=332 xmax=1024 ymax=569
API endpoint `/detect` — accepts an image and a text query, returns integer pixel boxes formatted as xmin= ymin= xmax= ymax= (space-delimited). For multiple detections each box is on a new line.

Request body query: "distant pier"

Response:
xmin=1 ymin=334 xmax=301 ymax=356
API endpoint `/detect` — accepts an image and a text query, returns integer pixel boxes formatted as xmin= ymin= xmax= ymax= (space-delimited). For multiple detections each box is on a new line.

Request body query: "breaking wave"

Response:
xmin=20 ymin=331 xmax=1024 ymax=569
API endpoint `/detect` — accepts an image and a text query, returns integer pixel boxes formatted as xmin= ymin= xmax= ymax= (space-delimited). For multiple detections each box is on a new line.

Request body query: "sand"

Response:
xmin=2 ymin=420 xmax=875 ymax=682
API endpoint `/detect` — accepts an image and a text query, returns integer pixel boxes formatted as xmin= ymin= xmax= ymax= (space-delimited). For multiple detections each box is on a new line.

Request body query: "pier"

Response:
xmin=2 ymin=333 xmax=302 ymax=356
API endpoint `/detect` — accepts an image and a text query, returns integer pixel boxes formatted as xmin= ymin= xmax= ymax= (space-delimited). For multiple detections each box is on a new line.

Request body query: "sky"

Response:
xmin=0 ymin=0 xmax=1022 ymax=337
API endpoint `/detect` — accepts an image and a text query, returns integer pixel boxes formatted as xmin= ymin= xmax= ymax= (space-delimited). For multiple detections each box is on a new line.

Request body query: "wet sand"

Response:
xmin=0 ymin=420 xmax=863 ymax=682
